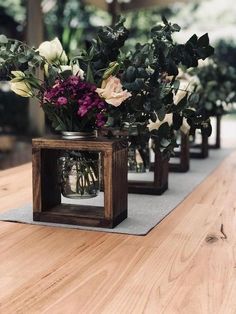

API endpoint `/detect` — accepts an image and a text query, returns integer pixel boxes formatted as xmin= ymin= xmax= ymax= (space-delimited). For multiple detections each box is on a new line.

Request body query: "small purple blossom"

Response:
xmin=78 ymin=105 xmax=88 ymax=117
xmin=57 ymin=96 xmax=67 ymax=106
xmin=96 ymin=112 xmax=106 ymax=127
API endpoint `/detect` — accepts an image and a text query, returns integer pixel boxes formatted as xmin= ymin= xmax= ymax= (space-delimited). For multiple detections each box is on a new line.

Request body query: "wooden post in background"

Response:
xmin=107 ymin=0 xmax=120 ymax=25
xmin=27 ymin=0 xmax=45 ymax=136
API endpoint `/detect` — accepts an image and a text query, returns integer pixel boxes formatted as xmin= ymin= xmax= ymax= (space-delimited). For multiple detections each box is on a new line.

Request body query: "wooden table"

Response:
xmin=0 ymin=154 xmax=236 ymax=313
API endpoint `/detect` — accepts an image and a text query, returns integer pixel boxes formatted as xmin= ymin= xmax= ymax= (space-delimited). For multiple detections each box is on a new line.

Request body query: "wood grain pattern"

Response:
xmin=0 ymin=151 xmax=236 ymax=313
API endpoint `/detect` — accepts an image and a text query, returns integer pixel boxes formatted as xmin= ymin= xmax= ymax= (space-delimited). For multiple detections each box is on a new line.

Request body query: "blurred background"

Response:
xmin=0 ymin=0 xmax=236 ymax=170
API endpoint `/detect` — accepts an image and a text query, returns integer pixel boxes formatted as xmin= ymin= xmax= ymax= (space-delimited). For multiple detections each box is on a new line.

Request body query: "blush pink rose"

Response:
xmin=96 ymin=76 xmax=131 ymax=107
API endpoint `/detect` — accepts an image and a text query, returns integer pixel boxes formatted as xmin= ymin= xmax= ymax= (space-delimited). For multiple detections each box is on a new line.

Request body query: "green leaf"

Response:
xmin=86 ymin=63 xmax=94 ymax=83
xmin=162 ymin=16 xmax=169 ymax=25
xmin=187 ymin=34 xmax=198 ymax=45
xmin=173 ymin=79 xmax=180 ymax=93
xmin=173 ymin=113 xmax=183 ymax=130
xmin=157 ymin=107 xmax=165 ymax=121
xmin=149 ymin=112 xmax=157 ymax=123
xmin=172 ymin=24 xmax=181 ymax=32
xmin=18 ymin=56 xmax=28 ymax=63
xmin=160 ymin=138 xmax=171 ymax=148
xmin=201 ymin=123 xmax=212 ymax=137
xmin=188 ymin=93 xmax=199 ymax=106
xmin=157 ymin=122 xmax=170 ymax=138
xmin=0 ymin=35 xmax=8 ymax=44
xmin=198 ymin=33 xmax=209 ymax=47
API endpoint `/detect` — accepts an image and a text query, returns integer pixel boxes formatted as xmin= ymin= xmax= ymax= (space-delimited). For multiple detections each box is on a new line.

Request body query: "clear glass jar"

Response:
xmin=127 ymin=137 xmax=150 ymax=173
xmin=58 ymin=150 xmax=100 ymax=199
xmin=58 ymin=131 xmax=100 ymax=199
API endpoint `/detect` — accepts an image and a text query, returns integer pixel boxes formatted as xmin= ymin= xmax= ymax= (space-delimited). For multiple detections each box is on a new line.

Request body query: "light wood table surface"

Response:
xmin=0 ymin=152 xmax=236 ymax=313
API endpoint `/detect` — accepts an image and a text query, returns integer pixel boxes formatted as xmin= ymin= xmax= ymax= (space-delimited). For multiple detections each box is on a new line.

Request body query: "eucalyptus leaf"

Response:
xmin=0 ymin=35 xmax=8 ymax=44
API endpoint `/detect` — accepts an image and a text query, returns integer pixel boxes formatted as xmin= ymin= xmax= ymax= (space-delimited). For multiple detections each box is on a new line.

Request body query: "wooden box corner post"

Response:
xmin=169 ymin=132 xmax=190 ymax=173
xmin=130 ymin=149 xmax=169 ymax=195
xmin=32 ymin=137 xmax=128 ymax=228
xmin=209 ymin=115 xmax=221 ymax=149
xmin=189 ymin=131 xmax=209 ymax=159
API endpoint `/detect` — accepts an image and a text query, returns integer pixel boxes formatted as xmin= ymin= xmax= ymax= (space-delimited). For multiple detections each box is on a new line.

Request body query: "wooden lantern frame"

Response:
xmin=169 ymin=132 xmax=190 ymax=173
xmin=100 ymin=128 xmax=169 ymax=195
xmin=189 ymin=132 xmax=209 ymax=159
xmin=32 ymin=136 xmax=128 ymax=228
xmin=130 ymin=150 xmax=169 ymax=195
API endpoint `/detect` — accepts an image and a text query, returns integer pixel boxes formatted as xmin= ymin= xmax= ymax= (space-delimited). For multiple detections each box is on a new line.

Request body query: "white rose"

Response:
xmin=10 ymin=71 xmax=33 ymax=97
xmin=60 ymin=64 xmax=84 ymax=79
xmin=37 ymin=37 xmax=68 ymax=64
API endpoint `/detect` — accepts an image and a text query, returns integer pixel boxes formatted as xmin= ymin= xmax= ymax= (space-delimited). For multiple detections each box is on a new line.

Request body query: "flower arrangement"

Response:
xmin=0 ymin=18 xmax=214 ymax=153
xmin=0 ymin=21 xmax=131 ymax=133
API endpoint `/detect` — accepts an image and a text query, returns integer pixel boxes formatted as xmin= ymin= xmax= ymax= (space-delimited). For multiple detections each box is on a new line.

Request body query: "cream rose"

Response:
xmin=96 ymin=76 xmax=131 ymax=107
xmin=10 ymin=71 xmax=33 ymax=97
xmin=37 ymin=37 xmax=68 ymax=64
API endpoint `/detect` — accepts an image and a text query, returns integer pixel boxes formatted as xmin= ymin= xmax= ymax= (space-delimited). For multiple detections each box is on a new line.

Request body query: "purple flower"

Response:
xmin=42 ymin=75 xmax=108 ymax=130
xmin=78 ymin=105 xmax=88 ymax=117
xmin=96 ymin=112 xmax=106 ymax=127
xmin=57 ymin=96 xmax=68 ymax=106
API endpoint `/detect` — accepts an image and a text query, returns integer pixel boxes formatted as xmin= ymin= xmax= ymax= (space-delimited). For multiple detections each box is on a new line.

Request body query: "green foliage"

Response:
xmin=76 ymin=18 xmax=129 ymax=84
xmin=215 ymin=40 xmax=236 ymax=69
xmin=114 ymin=17 xmax=214 ymax=154
xmin=190 ymin=59 xmax=236 ymax=117
xmin=0 ymin=16 xmax=214 ymax=155
xmin=0 ymin=38 xmax=45 ymax=80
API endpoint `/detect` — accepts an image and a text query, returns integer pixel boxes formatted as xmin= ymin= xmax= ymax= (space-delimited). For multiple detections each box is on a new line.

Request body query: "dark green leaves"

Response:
xmin=173 ymin=113 xmax=183 ymax=130
xmin=198 ymin=33 xmax=209 ymax=47
xmin=125 ymin=66 xmax=137 ymax=82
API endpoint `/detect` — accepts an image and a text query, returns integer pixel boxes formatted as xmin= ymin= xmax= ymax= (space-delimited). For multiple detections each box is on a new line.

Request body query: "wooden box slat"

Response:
xmin=169 ymin=133 xmax=190 ymax=173
xmin=190 ymin=132 xmax=209 ymax=159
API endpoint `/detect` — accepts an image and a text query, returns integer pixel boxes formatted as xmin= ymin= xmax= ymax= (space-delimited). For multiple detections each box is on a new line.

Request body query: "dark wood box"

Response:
xmin=169 ymin=132 xmax=190 ymax=173
xmin=32 ymin=136 xmax=128 ymax=228
xmin=100 ymin=128 xmax=168 ymax=195
xmin=189 ymin=132 xmax=209 ymax=159
xmin=130 ymin=150 xmax=169 ymax=195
